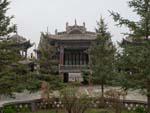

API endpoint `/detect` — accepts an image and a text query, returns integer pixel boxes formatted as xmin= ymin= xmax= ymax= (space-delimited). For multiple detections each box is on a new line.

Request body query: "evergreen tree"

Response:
xmin=38 ymin=33 xmax=58 ymax=75
xmin=0 ymin=0 xmax=16 ymax=36
xmin=89 ymin=17 xmax=116 ymax=97
xmin=110 ymin=0 xmax=150 ymax=112
xmin=109 ymin=0 xmax=150 ymax=39
xmin=0 ymin=40 xmax=23 ymax=97
xmin=0 ymin=0 xmax=21 ymax=97
xmin=37 ymin=33 xmax=64 ymax=93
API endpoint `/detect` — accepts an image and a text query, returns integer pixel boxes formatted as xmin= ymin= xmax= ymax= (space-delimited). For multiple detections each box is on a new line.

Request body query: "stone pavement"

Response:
xmin=0 ymin=91 xmax=41 ymax=107
xmin=0 ymin=86 xmax=147 ymax=107
xmin=78 ymin=86 xmax=147 ymax=101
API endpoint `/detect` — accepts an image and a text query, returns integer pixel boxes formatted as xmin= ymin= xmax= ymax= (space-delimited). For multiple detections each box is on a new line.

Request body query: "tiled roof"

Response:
xmin=48 ymin=22 xmax=97 ymax=41
xmin=48 ymin=33 xmax=97 ymax=41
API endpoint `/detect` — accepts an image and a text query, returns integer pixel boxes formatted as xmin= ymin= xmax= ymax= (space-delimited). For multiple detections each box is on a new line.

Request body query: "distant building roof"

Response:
xmin=8 ymin=34 xmax=33 ymax=49
xmin=9 ymin=34 xmax=27 ymax=43
xmin=121 ymin=36 xmax=150 ymax=45
xmin=48 ymin=34 xmax=97 ymax=41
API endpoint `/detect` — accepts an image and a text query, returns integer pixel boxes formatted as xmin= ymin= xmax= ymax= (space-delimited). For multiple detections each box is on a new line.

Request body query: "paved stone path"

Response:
xmin=78 ymin=86 xmax=147 ymax=101
xmin=0 ymin=91 xmax=41 ymax=107
xmin=0 ymin=86 xmax=147 ymax=107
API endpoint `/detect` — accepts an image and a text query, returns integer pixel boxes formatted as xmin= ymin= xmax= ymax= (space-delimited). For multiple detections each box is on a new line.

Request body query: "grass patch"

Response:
xmin=23 ymin=108 xmax=115 ymax=113
xmin=22 ymin=108 xmax=146 ymax=113
xmin=85 ymin=108 xmax=115 ymax=113
xmin=23 ymin=109 xmax=65 ymax=113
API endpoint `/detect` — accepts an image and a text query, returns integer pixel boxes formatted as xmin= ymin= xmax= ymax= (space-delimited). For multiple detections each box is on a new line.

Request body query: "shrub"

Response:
xmin=3 ymin=106 xmax=16 ymax=113
xmin=134 ymin=106 xmax=147 ymax=113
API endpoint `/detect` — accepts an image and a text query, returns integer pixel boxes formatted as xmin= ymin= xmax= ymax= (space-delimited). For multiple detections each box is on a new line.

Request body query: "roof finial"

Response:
xmin=14 ymin=24 xmax=18 ymax=34
xmin=55 ymin=29 xmax=58 ymax=35
xmin=83 ymin=22 xmax=85 ymax=27
xmin=47 ymin=26 xmax=49 ymax=34
xmin=66 ymin=22 xmax=69 ymax=27
xmin=75 ymin=19 xmax=77 ymax=25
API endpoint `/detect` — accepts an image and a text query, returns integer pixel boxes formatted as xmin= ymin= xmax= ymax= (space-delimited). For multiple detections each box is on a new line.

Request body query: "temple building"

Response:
xmin=38 ymin=21 xmax=97 ymax=82
xmin=0 ymin=33 xmax=34 ymax=71
xmin=9 ymin=34 xmax=33 ymax=58
xmin=0 ymin=34 xmax=33 ymax=58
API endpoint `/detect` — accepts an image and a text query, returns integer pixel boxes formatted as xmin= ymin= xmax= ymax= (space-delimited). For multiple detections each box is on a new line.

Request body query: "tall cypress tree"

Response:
xmin=110 ymin=0 xmax=150 ymax=112
xmin=37 ymin=33 xmax=64 ymax=92
xmin=38 ymin=33 xmax=59 ymax=75
xmin=0 ymin=0 xmax=23 ymax=97
xmin=89 ymin=17 xmax=116 ymax=97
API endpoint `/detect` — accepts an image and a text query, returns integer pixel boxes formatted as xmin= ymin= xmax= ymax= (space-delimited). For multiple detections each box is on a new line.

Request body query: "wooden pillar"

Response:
xmin=68 ymin=52 xmax=70 ymax=65
xmin=80 ymin=52 xmax=83 ymax=65
xmin=71 ymin=52 xmax=73 ymax=65
xmin=72 ymin=53 xmax=74 ymax=65
xmin=59 ymin=46 xmax=64 ymax=65
xmin=86 ymin=54 xmax=88 ymax=65
xmin=89 ymin=54 xmax=92 ymax=86
xmin=25 ymin=50 xmax=27 ymax=58
xmin=79 ymin=52 xmax=80 ymax=65
xmin=77 ymin=52 xmax=79 ymax=65
xmin=74 ymin=52 xmax=77 ymax=65
xmin=83 ymin=54 xmax=86 ymax=65
xmin=59 ymin=46 xmax=64 ymax=82
xmin=147 ymin=80 xmax=150 ymax=113
xmin=65 ymin=53 xmax=68 ymax=65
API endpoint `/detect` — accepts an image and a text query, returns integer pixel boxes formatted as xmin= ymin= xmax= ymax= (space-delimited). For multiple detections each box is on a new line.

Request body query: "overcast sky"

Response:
xmin=8 ymin=0 xmax=138 ymax=50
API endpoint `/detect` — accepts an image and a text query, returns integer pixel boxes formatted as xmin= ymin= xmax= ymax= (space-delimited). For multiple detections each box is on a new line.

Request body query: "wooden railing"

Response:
xmin=0 ymin=98 xmax=147 ymax=113
xmin=59 ymin=65 xmax=89 ymax=73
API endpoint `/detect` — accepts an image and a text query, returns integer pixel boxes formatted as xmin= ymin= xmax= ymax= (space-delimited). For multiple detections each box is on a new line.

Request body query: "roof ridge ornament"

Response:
xmin=83 ymin=22 xmax=85 ymax=28
xmin=75 ymin=19 xmax=77 ymax=26
xmin=66 ymin=22 xmax=69 ymax=27
xmin=65 ymin=20 xmax=87 ymax=34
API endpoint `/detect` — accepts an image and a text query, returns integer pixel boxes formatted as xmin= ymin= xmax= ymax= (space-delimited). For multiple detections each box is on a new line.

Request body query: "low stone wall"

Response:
xmin=0 ymin=98 xmax=147 ymax=113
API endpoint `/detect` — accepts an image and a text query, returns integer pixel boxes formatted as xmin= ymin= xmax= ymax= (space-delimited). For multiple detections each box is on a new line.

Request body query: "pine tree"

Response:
xmin=109 ymin=0 xmax=150 ymax=39
xmin=37 ymin=33 xmax=64 ymax=93
xmin=110 ymin=0 xmax=150 ymax=112
xmin=0 ymin=0 xmax=17 ymax=73
xmin=38 ymin=33 xmax=58 ymax=75
xmin=89 ymin=17 xmax=116 ymax=98
xmin=0 ymin=0 xmax=16 ymax=36
xmin=0 ymin=0 xmax=21 ymax=97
